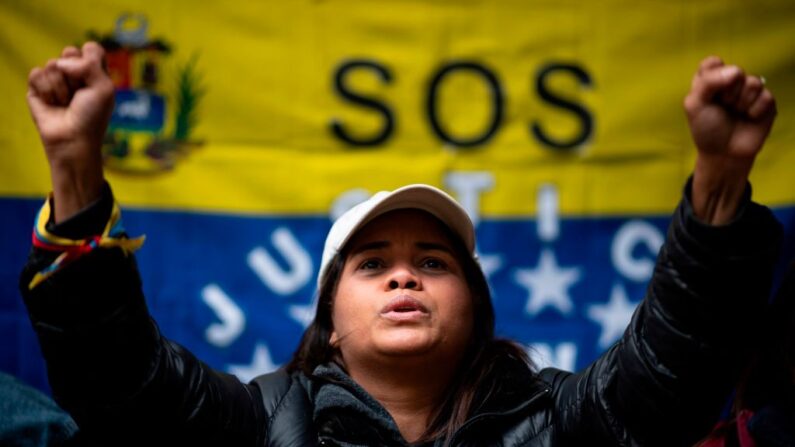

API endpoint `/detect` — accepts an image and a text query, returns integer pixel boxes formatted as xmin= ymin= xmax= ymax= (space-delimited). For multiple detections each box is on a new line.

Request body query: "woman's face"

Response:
xmin=330 ymin=209 xmax=474 ymax=365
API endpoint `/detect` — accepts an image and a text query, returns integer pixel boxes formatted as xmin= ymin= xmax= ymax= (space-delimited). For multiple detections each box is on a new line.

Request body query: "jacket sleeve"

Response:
xmin=541 ymin=179 xmax=783 ymax=446
xmin=19 ymin=185 xmax=267 ymax=446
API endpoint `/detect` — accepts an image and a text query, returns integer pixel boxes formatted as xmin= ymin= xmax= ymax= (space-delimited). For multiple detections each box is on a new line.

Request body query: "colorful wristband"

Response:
xmin=28 ymin=195 xmax=145 ymax=290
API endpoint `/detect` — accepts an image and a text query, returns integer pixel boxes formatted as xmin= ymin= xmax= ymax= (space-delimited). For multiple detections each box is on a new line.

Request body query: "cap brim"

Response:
xmin=339 ymin=184 xmax=474 ymax=255
xmin=319 ymin=184 xmax=476 ymax=287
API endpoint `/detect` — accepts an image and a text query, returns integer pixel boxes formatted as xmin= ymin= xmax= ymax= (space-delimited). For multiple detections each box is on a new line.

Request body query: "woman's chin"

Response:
xmin=373 ymin=328 xmax=438 ymax=357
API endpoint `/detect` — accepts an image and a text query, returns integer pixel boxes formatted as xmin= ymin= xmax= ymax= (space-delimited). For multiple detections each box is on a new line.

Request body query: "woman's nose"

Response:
xmin=387 ymin=266 xmax=420 ymax=290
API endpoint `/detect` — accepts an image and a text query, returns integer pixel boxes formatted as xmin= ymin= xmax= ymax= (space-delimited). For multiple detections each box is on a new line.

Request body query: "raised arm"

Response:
xmin=686 ymin=56 xmax=776 ymax=224
xmin=542 ymin=57 xmax=781 ymax=446
xmin=27 ymin=42 xmax=112 ymax=223
xmin=22 ymin=43 xmax=266 ymax=445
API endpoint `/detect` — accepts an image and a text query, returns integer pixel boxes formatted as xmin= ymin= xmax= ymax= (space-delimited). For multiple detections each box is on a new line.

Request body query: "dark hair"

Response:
xmin=286 ymin=214 xmax=533 ymax=442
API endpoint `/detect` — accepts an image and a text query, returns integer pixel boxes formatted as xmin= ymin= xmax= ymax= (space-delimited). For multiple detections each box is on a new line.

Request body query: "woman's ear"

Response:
xmin=329 ymin=330 xmax=339 ymax=347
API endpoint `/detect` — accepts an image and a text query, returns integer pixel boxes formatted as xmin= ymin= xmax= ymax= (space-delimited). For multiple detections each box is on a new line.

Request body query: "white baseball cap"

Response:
xmin=318 ymin=184 xmax=476 ymax=287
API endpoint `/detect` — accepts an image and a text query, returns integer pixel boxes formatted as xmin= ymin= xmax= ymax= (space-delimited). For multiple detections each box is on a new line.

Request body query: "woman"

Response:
xmin=21 ymin=43 xmax=781 ymax=446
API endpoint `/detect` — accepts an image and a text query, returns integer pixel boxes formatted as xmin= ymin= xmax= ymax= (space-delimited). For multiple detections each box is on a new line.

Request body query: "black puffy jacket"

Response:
xmin=20 ymin=183 xmax=781 ymax=446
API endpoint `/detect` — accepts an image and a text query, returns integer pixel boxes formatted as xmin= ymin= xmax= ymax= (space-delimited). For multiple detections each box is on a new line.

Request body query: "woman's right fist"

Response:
xmin=27 ymin=42 xmax=115 ymax=165
xmin=27 ymin=42 xmax=114 ymax=222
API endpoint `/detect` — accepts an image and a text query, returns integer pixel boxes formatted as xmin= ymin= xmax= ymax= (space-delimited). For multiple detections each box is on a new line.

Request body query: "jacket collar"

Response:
xmin=309 ymin=356 xmax=550 ymax=446
xmin=312 ymin=363 xmax=407 ymax=446
xmin=468 ymin=354 xmax=550 ymax=416
xmin=446 ymin=355 xmax=551 ymax=445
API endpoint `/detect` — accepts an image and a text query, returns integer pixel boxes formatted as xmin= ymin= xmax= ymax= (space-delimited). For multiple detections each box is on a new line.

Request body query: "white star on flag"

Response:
xmin=228 ymin=343 xmax=280 ymax=383
xmin=289 ymin=295 xmax=318 ymax=329
xmin=514 ymin=249 xmax=582 ymax=316
xmin=478 ymin=253 xmax=503 ymax=281
xmin=587 ymin=283 xmax=640 ymax=348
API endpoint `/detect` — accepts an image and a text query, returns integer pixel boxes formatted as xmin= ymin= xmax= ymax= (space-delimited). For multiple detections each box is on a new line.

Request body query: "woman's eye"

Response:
xmin=422 ymin=258 xmax=446 ymax=269
xmin=360 ymin=259 xmax=382 ymax=270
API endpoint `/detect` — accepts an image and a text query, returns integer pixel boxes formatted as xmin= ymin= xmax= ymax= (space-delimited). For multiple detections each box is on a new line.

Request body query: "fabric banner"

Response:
xmin=1 ymin=1 xmax=794 ymax=392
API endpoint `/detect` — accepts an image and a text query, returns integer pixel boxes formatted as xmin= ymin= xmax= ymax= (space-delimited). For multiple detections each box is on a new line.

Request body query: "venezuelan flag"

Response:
xmin=1 ymin=0 xmax=794 ymax=391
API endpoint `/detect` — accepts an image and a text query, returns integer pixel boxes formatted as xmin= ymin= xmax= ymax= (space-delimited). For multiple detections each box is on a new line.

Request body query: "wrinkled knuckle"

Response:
xmin=99 ymin=79 xmax=116 ymax=97
xmin=85 ymin=41 xmax=105 ymax=58
xmin=698 ymin=73 xmax=718 ymax=89
xmin=743 ymin=76 xmax=762 ymax=94
xmin=683 ymin=95 xmax=698 ymax=112
xmin=749 ymin=92 xmax=776 ymax=119
xmin=89 ymin=55 xmax=104 ymax=70
xmin=699 ymin=57 xmax=713 ymax=69
xmin=699 ymin=55 xmax=722 ymax=72
xmin=759 ymin=90 xmax=774 ymax=105
xmin=763 ymin=89 xmax=774 ymax=100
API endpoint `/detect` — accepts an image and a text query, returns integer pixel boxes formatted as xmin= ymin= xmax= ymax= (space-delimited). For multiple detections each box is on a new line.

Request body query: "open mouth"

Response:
xmin=393 ymin=305 xmax=419 ymax=312
xmin=380 ymin=295 xmax=429 ymax=316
